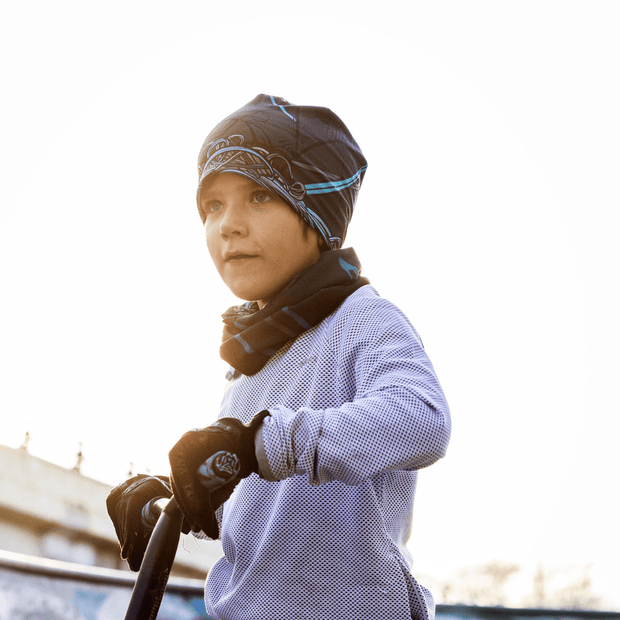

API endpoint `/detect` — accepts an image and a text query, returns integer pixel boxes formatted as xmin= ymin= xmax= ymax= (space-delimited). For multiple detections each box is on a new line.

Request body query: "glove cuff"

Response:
xmin=248 ymin=409 xmax=271 ymax=431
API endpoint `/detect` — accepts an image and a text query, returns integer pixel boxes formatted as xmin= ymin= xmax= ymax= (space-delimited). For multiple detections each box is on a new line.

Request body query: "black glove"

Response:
xmin=106 ymin=474 xmax=180 ymax=571
xmin=169 ymin=410 xmax=271 ymax=538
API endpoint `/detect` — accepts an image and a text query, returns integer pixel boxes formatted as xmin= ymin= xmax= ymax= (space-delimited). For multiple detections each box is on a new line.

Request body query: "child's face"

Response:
xmin=200 ymin=173 xmax=323 ymax=308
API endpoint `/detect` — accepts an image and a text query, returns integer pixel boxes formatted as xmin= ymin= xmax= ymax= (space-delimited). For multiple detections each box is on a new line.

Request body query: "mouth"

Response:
xmin=225 ymin=254 xmax=258 ymax=263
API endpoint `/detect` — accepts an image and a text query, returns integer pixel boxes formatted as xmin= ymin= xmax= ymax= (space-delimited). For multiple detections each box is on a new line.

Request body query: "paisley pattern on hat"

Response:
xmin=196 ymin=94 xmax=368 ymax=251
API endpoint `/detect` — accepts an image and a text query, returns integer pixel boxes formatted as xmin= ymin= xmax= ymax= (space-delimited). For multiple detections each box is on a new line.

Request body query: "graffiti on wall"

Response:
xmin=0 ymin=566 xmax=215 ymax=620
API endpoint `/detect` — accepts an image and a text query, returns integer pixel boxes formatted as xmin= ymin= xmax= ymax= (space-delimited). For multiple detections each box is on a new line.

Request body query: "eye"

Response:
xmin=203 ymin=200 xmax=223 ymax=215
xmin=251 ymin=191 xmax=272 ymax=205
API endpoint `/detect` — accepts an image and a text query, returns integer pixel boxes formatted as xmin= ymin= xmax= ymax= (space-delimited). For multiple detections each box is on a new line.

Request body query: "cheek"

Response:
xmin=205 ymin=225 xmax=220 ymax=263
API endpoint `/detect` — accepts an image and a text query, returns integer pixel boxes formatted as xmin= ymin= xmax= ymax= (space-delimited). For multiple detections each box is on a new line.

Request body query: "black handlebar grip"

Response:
xmin=124 ymin=497 xmax=183 ymax=620
xmin=124 ymin=451 xmax=239 ymax=620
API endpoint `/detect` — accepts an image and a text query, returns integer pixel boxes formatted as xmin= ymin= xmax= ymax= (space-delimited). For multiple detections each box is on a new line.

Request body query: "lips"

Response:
xmin=226 ymin=254 xmax=257 ymax=262
xmin=224 ymin=252 xmax=258 ymax=265
xmin=222 ymin=249 xmax=257 ymax=261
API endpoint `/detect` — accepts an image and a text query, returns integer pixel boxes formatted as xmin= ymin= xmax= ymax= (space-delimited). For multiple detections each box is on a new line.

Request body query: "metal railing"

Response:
xmin=0 ymin=547 xmax=203 ymax=592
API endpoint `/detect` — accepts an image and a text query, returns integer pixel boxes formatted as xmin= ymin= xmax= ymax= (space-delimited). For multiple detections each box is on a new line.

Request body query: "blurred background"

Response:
xmin=1 ymin=0 xmax=618 ymax=610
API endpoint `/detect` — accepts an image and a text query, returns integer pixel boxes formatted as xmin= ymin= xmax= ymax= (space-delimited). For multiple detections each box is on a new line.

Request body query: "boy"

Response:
xmin=107 ymin=94 xmax=451 ymax=620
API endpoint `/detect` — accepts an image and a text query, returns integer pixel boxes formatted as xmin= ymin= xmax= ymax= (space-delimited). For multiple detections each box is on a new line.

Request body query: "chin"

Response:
xmin=224 ymin=277 xmax=282 ymax=307
xmin=227 ymin=286 xmax=264 ymax=304
xmin=232 ymin=288 xmax=278 ymax=307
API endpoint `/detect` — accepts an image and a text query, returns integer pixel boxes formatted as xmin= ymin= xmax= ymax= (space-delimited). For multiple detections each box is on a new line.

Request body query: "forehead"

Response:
xmin=200 ymin=172 xmax=264 ymax=197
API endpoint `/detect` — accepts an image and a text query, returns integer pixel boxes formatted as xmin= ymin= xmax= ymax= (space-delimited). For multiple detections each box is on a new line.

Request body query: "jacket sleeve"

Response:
xmin=257 ymin=296 xmax=451 ymax=486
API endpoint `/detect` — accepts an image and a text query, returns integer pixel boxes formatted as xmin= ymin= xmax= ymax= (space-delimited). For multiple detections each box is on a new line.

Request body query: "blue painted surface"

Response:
xmin=71 ymin=590 xmax=109 ymax=620
xmin=0 ymin=552 xmax=215 ymax=620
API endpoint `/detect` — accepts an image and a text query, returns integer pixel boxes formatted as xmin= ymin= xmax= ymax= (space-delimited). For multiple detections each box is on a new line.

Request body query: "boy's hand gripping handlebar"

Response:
xmin=168 ymin=410 xmax=270 ymax=538
xmin=123 ymin=451 xmax=240 ymax=620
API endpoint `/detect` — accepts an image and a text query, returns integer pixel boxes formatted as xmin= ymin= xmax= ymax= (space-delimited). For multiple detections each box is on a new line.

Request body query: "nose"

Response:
xmin=219 ymin=203 xmax=248 ymax=239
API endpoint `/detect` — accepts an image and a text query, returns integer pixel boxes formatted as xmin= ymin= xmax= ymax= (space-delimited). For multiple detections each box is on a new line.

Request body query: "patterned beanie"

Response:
xmin=196 ymin=94 xmax=368 ymax=250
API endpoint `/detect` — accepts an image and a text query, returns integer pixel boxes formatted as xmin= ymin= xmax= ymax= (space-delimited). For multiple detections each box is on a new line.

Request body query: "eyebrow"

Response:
xmin=236 ymin=177 xmax=264 ymax=189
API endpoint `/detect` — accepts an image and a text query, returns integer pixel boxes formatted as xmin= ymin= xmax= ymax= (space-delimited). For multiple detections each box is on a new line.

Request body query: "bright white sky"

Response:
xmin=1 ymin=0 xmax=618 ymax=608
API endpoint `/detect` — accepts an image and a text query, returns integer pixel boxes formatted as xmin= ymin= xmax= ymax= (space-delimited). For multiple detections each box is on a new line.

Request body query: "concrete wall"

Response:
xmin=0 ymin=444 xmax=222 ymax=579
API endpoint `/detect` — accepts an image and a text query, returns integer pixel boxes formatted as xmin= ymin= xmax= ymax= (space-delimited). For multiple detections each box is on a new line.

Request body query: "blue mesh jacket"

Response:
xmin=204 ymin=285 xmax=451 ymax=620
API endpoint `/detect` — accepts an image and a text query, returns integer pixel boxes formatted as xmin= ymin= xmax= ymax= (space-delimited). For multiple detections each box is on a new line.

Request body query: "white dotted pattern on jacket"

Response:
xmin=204 ymin=285 xmax=451 ymax=620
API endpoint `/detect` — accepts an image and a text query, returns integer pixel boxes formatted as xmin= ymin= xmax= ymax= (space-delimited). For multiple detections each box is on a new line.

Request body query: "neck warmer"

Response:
xmin=220 ymin=248 xmax=369 ymax=376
